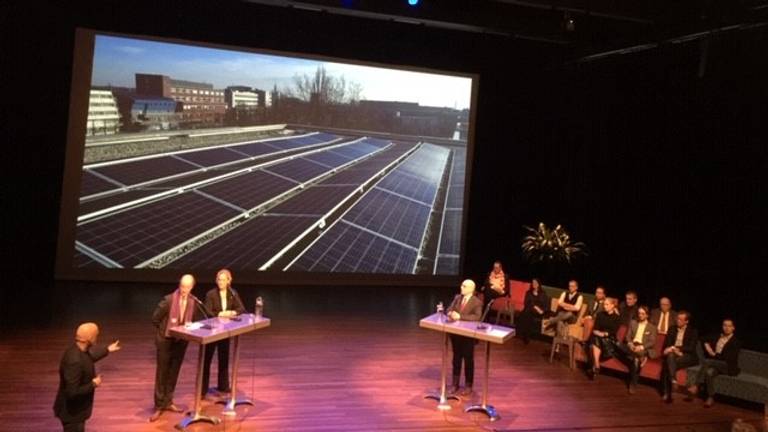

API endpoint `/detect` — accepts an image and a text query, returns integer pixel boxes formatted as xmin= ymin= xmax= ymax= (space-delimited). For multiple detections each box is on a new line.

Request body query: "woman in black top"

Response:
xmin=516 ymin=278 xmax=550 ymax=344
xmin=586 ymin=297 xmax=621 ymax=379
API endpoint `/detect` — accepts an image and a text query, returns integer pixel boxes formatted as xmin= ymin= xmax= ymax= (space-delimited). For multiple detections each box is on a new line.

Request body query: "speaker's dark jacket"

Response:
xmin=53 ymin=344 xmax=109 ymax=423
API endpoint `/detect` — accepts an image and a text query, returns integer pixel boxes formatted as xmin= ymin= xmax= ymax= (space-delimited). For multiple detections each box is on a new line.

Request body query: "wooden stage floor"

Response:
xmin=0 ymin=287 xmax=765 ymax=432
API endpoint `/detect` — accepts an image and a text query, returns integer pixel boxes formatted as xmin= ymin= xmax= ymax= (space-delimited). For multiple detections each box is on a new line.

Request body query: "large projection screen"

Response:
xmin=55 ymin=29 xmax=476 ymax=285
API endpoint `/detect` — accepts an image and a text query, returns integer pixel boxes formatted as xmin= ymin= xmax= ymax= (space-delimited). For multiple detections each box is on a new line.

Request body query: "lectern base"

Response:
xmin=465 ymin=403 xmax=500 ymax=422
xmin=217 ymin=397 xmax=255 ymax=415
xmin=175 ymin=412 xmax=220 ymax=430
xmin=424 ymin=391 xmax=460 ymax=410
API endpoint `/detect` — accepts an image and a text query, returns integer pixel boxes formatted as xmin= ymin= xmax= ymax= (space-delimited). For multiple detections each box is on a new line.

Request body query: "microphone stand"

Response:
xmin=477 ymin=299 xmax=495 ymax=330
xmin=191 ymin=296 xmax=213 ymax=330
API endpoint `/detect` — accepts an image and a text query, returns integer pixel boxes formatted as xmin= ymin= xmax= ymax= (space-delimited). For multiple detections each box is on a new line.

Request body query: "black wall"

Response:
xmin=3 ymin=1 xmax=766 ymax=349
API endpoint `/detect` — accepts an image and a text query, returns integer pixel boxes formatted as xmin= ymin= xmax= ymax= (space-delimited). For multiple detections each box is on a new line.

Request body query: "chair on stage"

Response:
xmin=548 ymin=302 xmax=588 ymax=370
xmin=490 ymin=280 xmax=529 ymax=326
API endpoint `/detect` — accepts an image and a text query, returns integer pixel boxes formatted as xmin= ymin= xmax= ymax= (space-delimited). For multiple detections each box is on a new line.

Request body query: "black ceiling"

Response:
xmin=245 ymin=0 xmax=768 ymax=59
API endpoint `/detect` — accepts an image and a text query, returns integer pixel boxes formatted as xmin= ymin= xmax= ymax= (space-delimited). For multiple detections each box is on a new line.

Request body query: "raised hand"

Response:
xmin=108 ymin=340 xmax=121 ymax=353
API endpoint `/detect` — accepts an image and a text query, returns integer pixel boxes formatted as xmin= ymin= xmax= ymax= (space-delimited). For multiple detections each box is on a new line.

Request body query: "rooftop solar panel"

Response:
xmin=80 ymin=170 xmax=121 ymax=197
xmin=78 ymin=189 xmax=167 ymax=216
xmin=91 ymin=156 xmax=199 ymax=187
xmin=266 ymin=185 xmax=358 ymax=216
xmin=302 ymin=151 xmax=353 ymax=168
xmin=375 ymin=173 xmax=439 ymax=206
xmin=198 ymin=170 xmax=296 ymax=210
xmin=289 ymin=222 xmax=417 ymax=273
xmin=342 ymin=188 xmax=431 ymax=248
xmin=264 ymin=158 xmax=334 ymax=183
xmin=438 ymin=210 xmax=463 ymax=255
xmin=174 ymin=147 xmax=246 ymax=167
xmin=446 ymin=185 xmax=465 ymax=208
xmin=435 ymin=256 xmax=460 ymax=275
xmin=76 ymin=192 xmax=240 ymax=268
xmin=167 ymin=215 xmax=316 ymax=269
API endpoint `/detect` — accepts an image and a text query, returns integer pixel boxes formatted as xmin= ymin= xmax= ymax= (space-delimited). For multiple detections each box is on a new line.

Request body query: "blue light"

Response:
xmin=408 ymin=0 xmax=419 ymax=5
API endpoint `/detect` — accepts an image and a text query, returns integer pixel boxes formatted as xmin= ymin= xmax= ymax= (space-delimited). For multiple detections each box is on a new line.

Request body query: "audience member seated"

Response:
xmin=619 ymin=290 xmax=639 ymax=326
xmin=583 ymin=285 xmax=606 ymax=321
xmin=687 ymin=318 xmax=741 ymax=407
xmin=543 ymin=280 xmax=583 ymax=338
xmin=483 ymin=260 xmax=509 ymax=306
xmin=615 ymin=305 xmax=658 ymax=394
xmin=661 ymin=310 xmax=699 ymax=403
xmin=650 ymin=297 xmax=677 ymax=335
xmin=516 ymin=278 xmax=550 ymax=344
xmin=585 ymin=297 xmax=621 ymax=380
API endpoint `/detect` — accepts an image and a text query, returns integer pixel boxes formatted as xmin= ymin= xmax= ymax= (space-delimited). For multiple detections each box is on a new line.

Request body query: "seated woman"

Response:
xmin=585 ymin=297 xmax=621 ymax=380
xmin=515 ymin=278 xmax=550 ymax=344
xmin=483 ymin=260 xmax=509 ymax=303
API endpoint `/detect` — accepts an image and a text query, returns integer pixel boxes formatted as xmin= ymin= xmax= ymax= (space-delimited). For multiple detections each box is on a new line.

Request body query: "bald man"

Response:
xmin=150 ymin=274 xmax=200 ymax=422
xmin=446 ymin=279 xmax=483 ymax=396
xmin=54 ymin=323 xmax=120 ymax=432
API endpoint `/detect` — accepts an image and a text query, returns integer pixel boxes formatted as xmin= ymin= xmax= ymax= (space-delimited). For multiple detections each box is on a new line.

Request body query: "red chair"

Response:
xmin=601 ymin=329 xmax=688 ymax=383
xmin=490 ymin=280 xmax=529 ymax=326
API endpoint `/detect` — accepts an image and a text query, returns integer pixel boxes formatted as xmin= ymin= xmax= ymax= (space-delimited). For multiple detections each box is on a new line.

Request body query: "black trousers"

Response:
xmin=516 ymin=309 xmax=544 ymax=341
xmin=615 ymin=343 xmax=648 ymax=386
xmin=450 ymin=334 xmax=475 ymax=386
xmin=585 ymin=336 xmax=616 ymax=370
xmin=661 ymin=353 xmax=698 ymax=395
xmin=154 ymin=337 xmax=188 ymax=410
xmin=695 ymin=358 xmax=729 ymax=397
xmin=202 ymin=338 xmax=231 ymax=396
xmin=61 ymin=421 xmax=85 ymax=432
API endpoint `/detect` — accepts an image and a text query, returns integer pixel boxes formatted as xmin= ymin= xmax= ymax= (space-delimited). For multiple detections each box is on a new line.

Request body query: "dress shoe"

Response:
xmin=628 ymin=386 xmax=636 ymax=395
xmin=460 ymin=386 xmax=473 ymax=396
xmin=662 ymin=394 xmax=673 ymax=404
xmin=149 ymin=410 xmax=163 ymax=422
xmin=704 ymin=397 xmax=714 ymax=407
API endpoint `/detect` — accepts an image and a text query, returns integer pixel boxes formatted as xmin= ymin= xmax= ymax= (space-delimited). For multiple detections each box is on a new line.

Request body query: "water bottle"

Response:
xmin=436 ymin=301 xmax=444 ymax=322
xmin=254 ymin=296 xmax=264 ymax=319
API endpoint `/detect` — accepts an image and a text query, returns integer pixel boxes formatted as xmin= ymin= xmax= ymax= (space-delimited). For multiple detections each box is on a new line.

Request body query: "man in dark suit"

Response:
xmin=615 ymin=305 xmax=658 ymax=394
xmin=150 ymin=274 xmax=201 ymax=422
xmin=447 ymin=279 xmax=483 ymax=396
xmin=618 ymin=290 xmax=639 ymax=326
xmin=687 ymin=319 xmax=741 ymax=407
xmin=201 ymin=269 xmax=246 ymax=398
xmin=54 ymin=323 xmax=121 ymax=432
xmin=649 ymin=297 xmax=677 ymax=335
xmin=660 ymin=310 xmax=699 ymax=402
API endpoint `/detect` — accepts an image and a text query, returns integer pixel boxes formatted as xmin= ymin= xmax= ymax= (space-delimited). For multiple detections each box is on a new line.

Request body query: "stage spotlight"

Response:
xmin=407 ymin=0 xmax=420 ymax=6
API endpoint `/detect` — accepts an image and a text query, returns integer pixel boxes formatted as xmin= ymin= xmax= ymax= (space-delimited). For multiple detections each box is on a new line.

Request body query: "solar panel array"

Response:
xmin=75 ymin=137 xmax=389 ymax=268
xmin=73 ymin=131 xmax=467 ymax=275
xmin=80 ymin=132 xmax=339 ymax=200
xmin=289 ymin=143 xmax=450 ymax=273
xmin=435 ymin=148 xmax=466 ymax=275
xmin=162 ymin=140 xmax=409 ymax=270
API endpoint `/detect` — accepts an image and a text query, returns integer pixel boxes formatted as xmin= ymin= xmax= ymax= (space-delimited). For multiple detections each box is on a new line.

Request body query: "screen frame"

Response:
xmin=55 ymin=28 xmax=478 ymax=287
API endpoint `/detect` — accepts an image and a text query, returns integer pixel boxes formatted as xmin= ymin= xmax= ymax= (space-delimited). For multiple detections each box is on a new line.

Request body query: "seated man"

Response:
xmin=615 ymin=305 xmax=658 ymax=394
xmin=582 ymin=285 xmax=607 ymax=324
xmin=618 ymin=290 xmax=639 ymax=326
xmin=660 ymin=310 xmax=699 ymax=403
xmin=584 ymin=297 xmax=621 ymax=380
xmin=515 ymin=278 xmax=550 ymax=344
xmin=543 ymin=280 xmax=583 ymax=338
xmin=687 ymin=319 xmax=741 ymax=407
xmin=650 ymin=297 xmax=677 ymax=335
xmin=447 ymin=279 xmax=483 ymax=396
